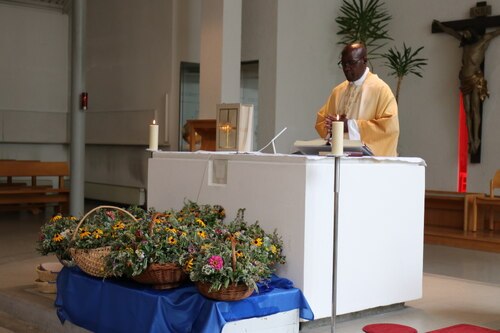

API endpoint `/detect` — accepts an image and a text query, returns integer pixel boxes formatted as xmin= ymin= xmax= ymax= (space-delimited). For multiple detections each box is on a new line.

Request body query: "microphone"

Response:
xmin=258 ymin=127 xmax=287 ymax=154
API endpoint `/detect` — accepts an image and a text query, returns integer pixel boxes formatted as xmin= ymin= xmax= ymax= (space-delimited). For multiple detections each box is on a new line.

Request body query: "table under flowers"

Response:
xmin=55 ymin=267 xmax=314 ymax=333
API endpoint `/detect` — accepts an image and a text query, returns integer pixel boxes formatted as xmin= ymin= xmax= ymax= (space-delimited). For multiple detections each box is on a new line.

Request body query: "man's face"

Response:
xmin=340 ymin=49 xmax=366 ymax=82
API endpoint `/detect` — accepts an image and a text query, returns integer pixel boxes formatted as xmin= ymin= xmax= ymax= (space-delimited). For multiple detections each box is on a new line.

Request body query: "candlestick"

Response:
xmin=149 ymin=120 xmax=159 ymax=151
xmin=331 ymin=119 xmax=343 ymax=155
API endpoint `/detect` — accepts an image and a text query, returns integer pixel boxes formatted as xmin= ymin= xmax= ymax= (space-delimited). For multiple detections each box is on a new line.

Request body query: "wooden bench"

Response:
xmin=425 ymin=190 xmax=485 ymax=231
xmin=0 ymin=161 xmax=70 ymax=214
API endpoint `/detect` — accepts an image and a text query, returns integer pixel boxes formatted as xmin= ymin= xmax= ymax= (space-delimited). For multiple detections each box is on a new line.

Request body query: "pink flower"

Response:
xmin=105 ymin=211 xmax=116 ymax=220
xmin=208 ymin=255 xmax=224 ymax=271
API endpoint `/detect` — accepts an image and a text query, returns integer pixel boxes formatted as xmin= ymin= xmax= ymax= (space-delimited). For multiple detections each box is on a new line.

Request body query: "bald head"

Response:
xmin=342 ymin=43 xmax=367 ymax=59
xmin=340 ymin=42 xmax=368 ymax=82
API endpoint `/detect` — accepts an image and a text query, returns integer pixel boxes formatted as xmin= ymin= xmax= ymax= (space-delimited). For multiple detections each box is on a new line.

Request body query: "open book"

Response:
xmin=293 ymin=138 xmax=373 ymax=156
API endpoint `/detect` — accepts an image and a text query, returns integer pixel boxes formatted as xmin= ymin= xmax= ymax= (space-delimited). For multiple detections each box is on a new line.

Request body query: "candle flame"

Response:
xmin=153 ymin=120 xmax=156 ymax=125
xmin=335 ymin=114 xmax=339 ymax=121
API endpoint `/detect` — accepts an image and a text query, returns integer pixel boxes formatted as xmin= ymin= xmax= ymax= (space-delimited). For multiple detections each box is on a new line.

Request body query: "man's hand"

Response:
xmin=325 ymin=114 xmax=348 ymax=133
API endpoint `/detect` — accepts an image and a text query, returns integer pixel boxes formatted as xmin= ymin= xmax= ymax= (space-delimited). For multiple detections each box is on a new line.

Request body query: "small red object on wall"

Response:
xmin=81 ymin=92 xmax=88 ymax=110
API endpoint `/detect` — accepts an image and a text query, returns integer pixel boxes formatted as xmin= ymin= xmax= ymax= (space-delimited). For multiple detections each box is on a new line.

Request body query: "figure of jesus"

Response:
xmin=434 ymin=19 xmax=500 ymax=154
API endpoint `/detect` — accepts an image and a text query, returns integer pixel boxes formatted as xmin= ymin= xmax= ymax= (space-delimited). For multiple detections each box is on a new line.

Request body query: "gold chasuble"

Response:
xmin=315 ymin=71 xmax=399 ymax=156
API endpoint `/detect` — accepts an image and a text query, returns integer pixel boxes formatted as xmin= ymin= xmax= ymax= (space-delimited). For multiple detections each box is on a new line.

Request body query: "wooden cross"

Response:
xmin=432 ymin=1 xmax=500 ymax=163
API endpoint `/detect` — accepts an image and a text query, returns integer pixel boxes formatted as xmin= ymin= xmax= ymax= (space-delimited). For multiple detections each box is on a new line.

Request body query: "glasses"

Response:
xmin=338 ymin=58 xmax=364 ymax=68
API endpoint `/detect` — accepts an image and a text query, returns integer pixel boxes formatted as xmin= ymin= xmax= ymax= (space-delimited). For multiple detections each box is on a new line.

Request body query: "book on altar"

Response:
xmin=293 ymin=138 xmax=373 ymax=156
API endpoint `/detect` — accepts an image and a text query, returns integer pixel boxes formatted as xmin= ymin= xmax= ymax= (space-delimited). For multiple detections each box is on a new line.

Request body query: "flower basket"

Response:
xmin=70 ymin=205 xmax=138 ymax=278
xmin=195 ymin=281 xmax=253 ymax=301
xmin=131 ymin=213 xmax=188 ymax=289
xmin=194 ymin=235 xmax=254 ymax=301
xmin=132 ymin=263 xmax=188 ymax=289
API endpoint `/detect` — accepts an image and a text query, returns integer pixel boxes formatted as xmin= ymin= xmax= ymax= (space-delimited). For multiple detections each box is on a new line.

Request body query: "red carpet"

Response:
xmin=427 ymin=324 xmax=500 ymax=333
xmin=363 ymin=323 xmax=417 ymax=333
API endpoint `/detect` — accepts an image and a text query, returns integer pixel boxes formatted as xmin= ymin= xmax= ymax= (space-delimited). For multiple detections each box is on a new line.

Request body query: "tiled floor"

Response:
xmin=1 ymin=207 xmax=500 ymax=332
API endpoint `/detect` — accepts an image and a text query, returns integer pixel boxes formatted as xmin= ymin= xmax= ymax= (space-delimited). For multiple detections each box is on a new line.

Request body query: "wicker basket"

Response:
xmin=195 ymin=234 xmax=253 ymax=301
xmin=70 ymin=205 xmax=138 ymax=278
xmin=131 ymin=213 xmax=188 ymax=289
xmin=35 ymin=279 xmax=57 ymax=294
xmin=36 ymin=262 xmax=63 ymax=283
xmin=132 ymin=263 xmax=188 ymax=289
xmin=196 ymin=281 xmax=253 ymax=301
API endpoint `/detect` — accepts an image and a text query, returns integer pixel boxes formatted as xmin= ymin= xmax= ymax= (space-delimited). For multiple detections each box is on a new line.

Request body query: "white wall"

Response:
xmin=0 ymin=3 xmax=69 ymax=161
xmin=381 ymin=0 xmax=500 ymax=192
xmin=274 ymin=0 xmax=343 ymax=153
xmin=241 ymin=0 xmax=278 ymax=150
xmin=2 ymin=0 xmax=499 ymax=195
xmin=85 ymin=0 xmax=173 ymax=189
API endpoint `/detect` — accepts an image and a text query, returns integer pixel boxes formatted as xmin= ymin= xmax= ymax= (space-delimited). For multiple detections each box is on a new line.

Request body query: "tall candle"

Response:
xmin=149 ymin=120 xmax=159 ymax=151
xmin=331 ymin=117 xmax=343 ymax=155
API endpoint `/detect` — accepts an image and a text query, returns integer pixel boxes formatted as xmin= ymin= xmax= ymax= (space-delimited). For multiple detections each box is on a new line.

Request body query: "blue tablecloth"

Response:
xmin=55 ymin=267 xmax=314 ymax=333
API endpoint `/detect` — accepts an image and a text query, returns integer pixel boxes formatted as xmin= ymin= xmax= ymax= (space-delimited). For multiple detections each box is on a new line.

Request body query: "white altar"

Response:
xmin=148 ymin=151 xmax=425 ymax=319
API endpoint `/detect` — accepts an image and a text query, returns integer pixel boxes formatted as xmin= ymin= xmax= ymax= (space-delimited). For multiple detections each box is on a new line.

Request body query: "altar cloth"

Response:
xmin=55 ymin=267 xmax=314 ymax=333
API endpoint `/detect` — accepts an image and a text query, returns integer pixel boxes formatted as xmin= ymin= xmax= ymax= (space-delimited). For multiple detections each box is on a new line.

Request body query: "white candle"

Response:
xmin=331 ymin=117 xmax=343 ymax=155
xmin=149 ymin=120 xmax=159 ymax=151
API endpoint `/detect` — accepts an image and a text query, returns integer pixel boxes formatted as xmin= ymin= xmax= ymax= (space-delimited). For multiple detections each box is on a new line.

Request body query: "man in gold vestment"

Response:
xmin=315 ymin=43 xmax=399 ymax=156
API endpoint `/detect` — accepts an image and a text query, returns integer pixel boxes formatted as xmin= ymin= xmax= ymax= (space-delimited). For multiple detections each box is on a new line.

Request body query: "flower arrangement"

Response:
xmin=37 ymin=214 xmax=79 ymax=262
xmin=107 ymin=210 xmax=190 ymax=278
xmin=181 ymin=209 xmax=286 ymax=295
xmin=71 ymin=207 xmax=137 ymax=250
xmin=106 ymin=202 xmax=226 ymax=278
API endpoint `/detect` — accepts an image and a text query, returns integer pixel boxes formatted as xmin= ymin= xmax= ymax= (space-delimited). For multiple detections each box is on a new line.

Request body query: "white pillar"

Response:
xmin=199 ymin=0 xmax=242 ymax=119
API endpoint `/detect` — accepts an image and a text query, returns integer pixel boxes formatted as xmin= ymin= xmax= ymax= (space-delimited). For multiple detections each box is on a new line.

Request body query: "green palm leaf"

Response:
xmin=381 ymin=43 xmax=428 ymax=102
xmin=335 ymin=0 xmax=393 ymax=57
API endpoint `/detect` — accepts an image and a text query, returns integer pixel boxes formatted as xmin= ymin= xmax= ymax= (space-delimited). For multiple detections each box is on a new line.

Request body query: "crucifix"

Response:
xmin=432 ymin=1 xmax=500 ymax=164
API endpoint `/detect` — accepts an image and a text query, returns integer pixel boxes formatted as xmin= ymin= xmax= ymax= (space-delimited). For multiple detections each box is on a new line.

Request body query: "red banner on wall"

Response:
xmin=458 ymin=92 xmax=468 ymax=192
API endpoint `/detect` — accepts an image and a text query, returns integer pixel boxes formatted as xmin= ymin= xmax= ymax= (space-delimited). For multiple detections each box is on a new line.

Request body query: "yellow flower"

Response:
xmin=112 ymin=221 xmax=125 ymax=230
xmin=201 ymin=244 xmax=212 ymax=251
xmin=181 ymin=231 xmax=187 ymax=237
xmin=270 ymin=245 xmax=278 ymax=254
xmin=168 ymin=236 xmax=177 ymax=245
xmin=253 ymin=238 xmax=263 ymax=247
xmin=166 ymin=227 xmax=177 ymax=234
xmin=236 ymin=250 xmax=244 ymax=258
xmin=178 ymin=217 xmax=183 ymax=222
xmin=80 ymin=231 xmax=91 ymax=238
xmin=197 ymin=230 xmax=207 ymax=239
xmin=93 ymin=229 xmax=104 ymax=239
xmin=51 ymin=215 xmax=62 ymax=222
xmin=52 ymin=233 xmax=64 ymax=242
xmin=69 ymin=216 xmax=78 ymax=221
xmin=185 ymin=258 xmax=194 ymax=272
xmin=196 ymin=218 xmax=206 ymax=228
xmin=153 ymin=218 xmax=162 ymax=224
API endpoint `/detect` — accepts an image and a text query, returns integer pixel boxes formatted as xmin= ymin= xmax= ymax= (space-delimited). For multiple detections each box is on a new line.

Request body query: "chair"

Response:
xmin=472 ymin=169 xmax=500 ymax=231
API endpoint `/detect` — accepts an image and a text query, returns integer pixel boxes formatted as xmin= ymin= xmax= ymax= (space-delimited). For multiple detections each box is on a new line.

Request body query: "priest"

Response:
xmin=315 ymin=42 xmax=399 ymax=156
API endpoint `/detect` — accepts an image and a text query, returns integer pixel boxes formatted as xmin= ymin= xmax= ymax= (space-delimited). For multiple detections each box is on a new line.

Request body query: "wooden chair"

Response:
xmin=472 ymin=169 xmax=500 ymax=231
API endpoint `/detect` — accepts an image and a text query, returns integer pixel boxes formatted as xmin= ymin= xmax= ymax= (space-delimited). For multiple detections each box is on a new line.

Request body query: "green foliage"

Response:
xmin=382 ymin=44 xmax=427 ymax=79
xmin=180 ymin=209 xmax=286 ymax=292
xmin=37 ymin=214 xmax=79 ymax=260
xmin=381 ymin=43 xmax=428 ymax=102
xmin=335 ymin=0 xmax=393 ymax=56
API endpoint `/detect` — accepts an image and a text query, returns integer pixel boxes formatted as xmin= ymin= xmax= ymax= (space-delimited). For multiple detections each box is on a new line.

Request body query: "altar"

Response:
xmin=148 ymin=152 xmax=426 ymax=319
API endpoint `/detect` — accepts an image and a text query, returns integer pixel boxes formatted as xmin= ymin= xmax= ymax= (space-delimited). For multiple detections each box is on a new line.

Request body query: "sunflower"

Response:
xmin=253 ymin=238 xmax=263 ymax=247
xmin=52 ymin=233 xmax=64 ymax=242
xmin=168 ymin=236 xmax=177 ymax=245
xmin=196 ymin=218 xmax=206 ymax=228
xmin=80 ymin=231 xmax=91 ymax=238
xmin=197 ymin=230 xmax=207 ymax=239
